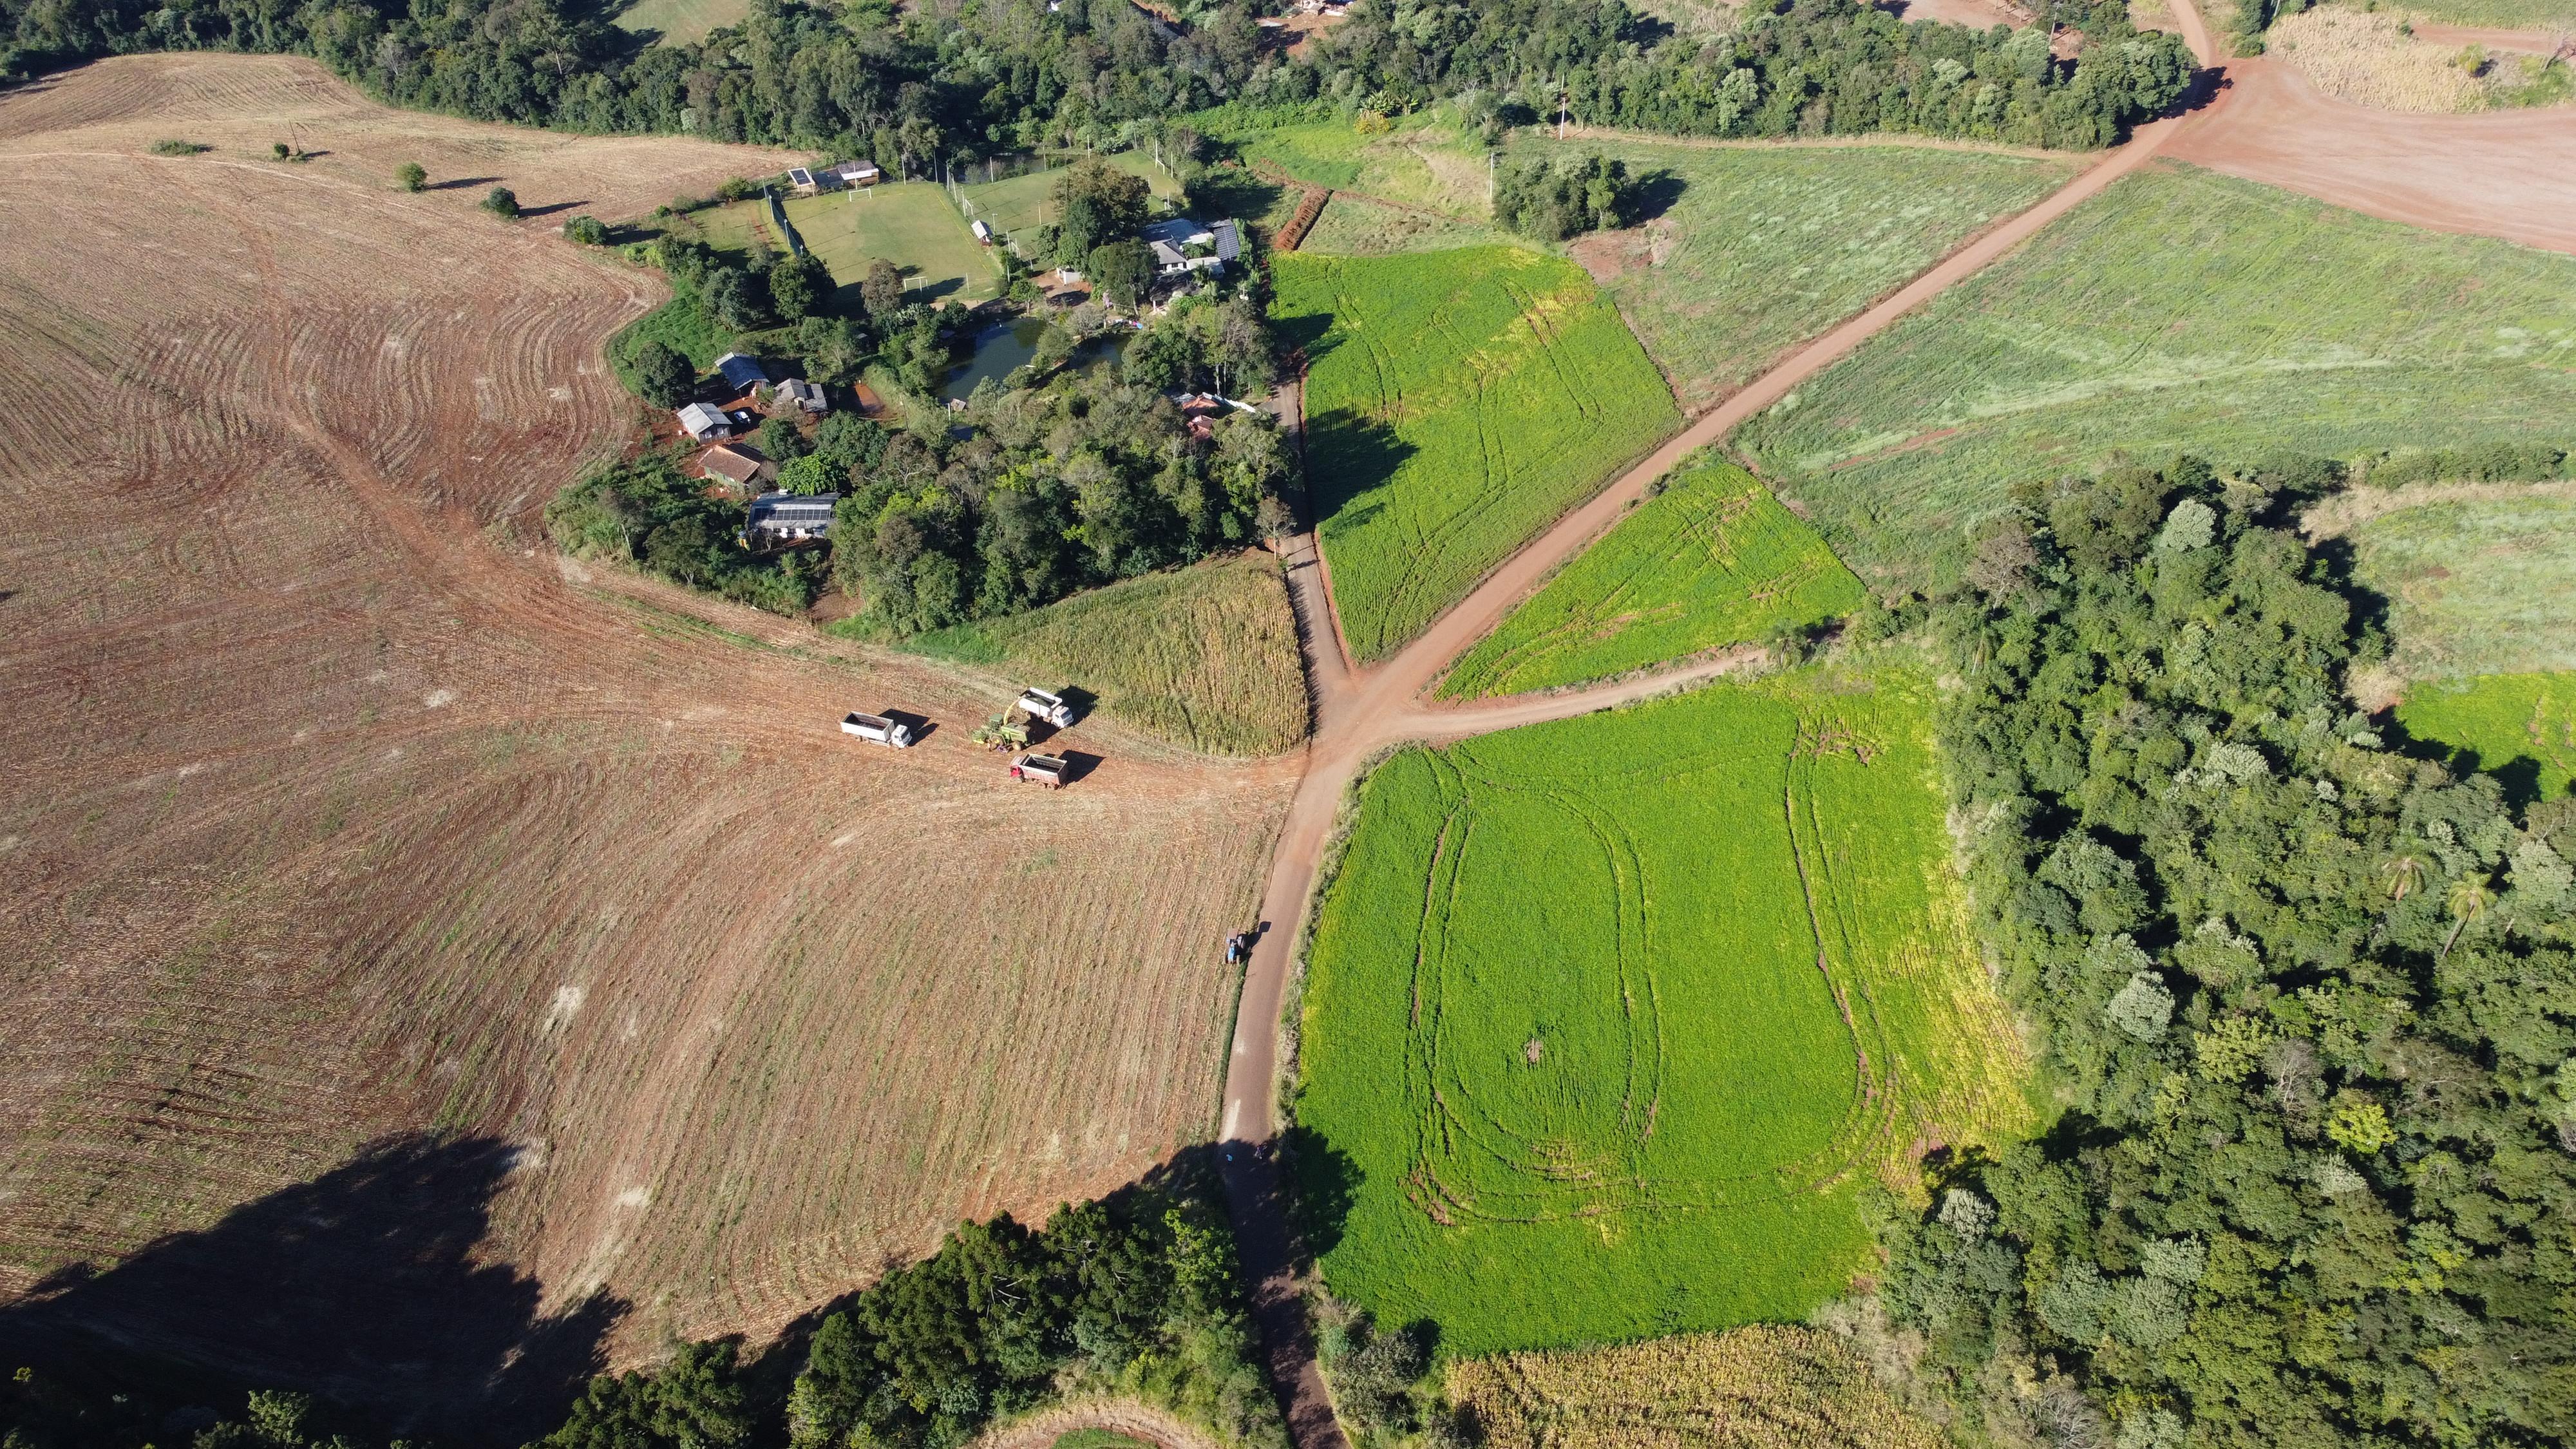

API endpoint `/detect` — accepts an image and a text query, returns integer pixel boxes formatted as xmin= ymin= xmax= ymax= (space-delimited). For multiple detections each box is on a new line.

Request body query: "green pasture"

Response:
xmin=1200 ymin=105 xmax=1492 ymax=213
xmin=1295 ymin=667 xmax=2032 ymax=1355
xmin=1731 ymin=166 xmax=2576 ymax=591
xmin=2349 ymin=491 xmax=2576 ymax=679
xmin=1441 ymin=459 xmax=1865 ymax=697
xmin=2396 ymin=672 xmax=2576 ymax=808
xmin=612 ymin=0 xmax=752 ymax=43
xmin=956 ymin=151 xmax=1182 ymax=242
xmin=1299 ymin=194 xmax=1514 ymax=256
xmin=1502 ymin=137 xmax=2079 ymax=413
xmin=1276 ymin=247 xmax=1680 ymax=662
xmin=692 ymin=184 xmax=1000 ymax=307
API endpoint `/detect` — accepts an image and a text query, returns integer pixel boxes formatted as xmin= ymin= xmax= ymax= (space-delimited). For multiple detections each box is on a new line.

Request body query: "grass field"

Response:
xmin=692 ymin=182 xmax=1001 ymax=307
xmin=900 ymin=553 xmax=1310 ymax=757
xmin=612 ymin=0 xmax=752 ymax=43
xmin=1298 ymin=194 xmax=1515 ymax=256
xmin=1446 ymin=1325 xmax=1945 ymax=1449
xmin=1505 ymin=137 xmax=2080 ymax=413
xmin=1202 ymin=106 xmax=1492 ymax=213
xmin=1440 ymin=459 xmax=1866 ymax=697
xmin=958 ymin=152 xmax=1182 ymax=243
xmin=1294 ymin=668 xmax=2029 ymax=1354
xmin=1276 ymin=247 xmax=1681 ymax=661
xmin=2347 ymin=491 xmax=2576 ymax=678
xmin=1732 ymin=165 xmax=2576 ymax=591
xmin=0 ymin=55 xmax=1293 ymax=1426
xmin=2395 ymin=672 xmax=2576 ymax=807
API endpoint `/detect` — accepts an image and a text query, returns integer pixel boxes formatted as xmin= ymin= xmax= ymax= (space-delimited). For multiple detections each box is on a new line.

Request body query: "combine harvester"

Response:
xmin=840 ymin=711 xmax=916 ymax=748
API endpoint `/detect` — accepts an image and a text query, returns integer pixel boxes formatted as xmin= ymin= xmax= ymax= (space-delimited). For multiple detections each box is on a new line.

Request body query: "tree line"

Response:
xmin=1852 ymin=456 xmax=2576 ymax=1448
xmin=3 ymin=0 xmax=2195 ymax=160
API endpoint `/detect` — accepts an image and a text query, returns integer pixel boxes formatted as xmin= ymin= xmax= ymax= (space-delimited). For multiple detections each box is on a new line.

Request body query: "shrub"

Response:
xmin=562 ymin=214 xmax=608 ymax=245
xmin=149 ymin=138 xmax=210 ymax=156
xmin=395 ymin=161 xmax=427 ymax=191
xmin=630 ymin=340 xmax=695 ymax=408
xmin=482 ymin=186 xmax=520 ymax=219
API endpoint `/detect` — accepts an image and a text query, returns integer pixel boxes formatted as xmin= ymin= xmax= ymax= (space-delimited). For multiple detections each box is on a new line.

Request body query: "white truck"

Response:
xmin=840 ymin=711 xmax=916 ymax=748
xmin=1009 ymin=752 xmax=1070 ymax=788
xmin=1014 ymin=687 xmax=1075 ymax=729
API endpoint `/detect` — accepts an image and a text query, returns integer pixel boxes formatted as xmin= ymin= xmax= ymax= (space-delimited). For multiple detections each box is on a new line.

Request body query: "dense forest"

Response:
xmin=1863 ymin=459 xmax=2576 ymax=1448
xmin=1 ymin=1164 xmax=1282 ymax=1449
xmin=2 ymin=0 xmax=2195 ymax=156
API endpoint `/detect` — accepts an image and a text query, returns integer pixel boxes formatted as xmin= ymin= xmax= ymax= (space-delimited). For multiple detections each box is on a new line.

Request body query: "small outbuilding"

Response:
xmin=971 ymin=219 xmax=994 ymax=245
xmin=747 ymin=491 xmax=839 ymax=540
xmin=773 ymin=378 xmax=830 ymax=415
xmin=715 ymin=352 xmax=769 ymax=394
xmin=676 ymin=402 xmax=734 ymax=440
xmin=826 ymin=160 xmax=882 ymax=187
xmin=699 ymin=443 xmax=773 ymax=490
xmin=787 ymin=166 xmax=819 ymax=196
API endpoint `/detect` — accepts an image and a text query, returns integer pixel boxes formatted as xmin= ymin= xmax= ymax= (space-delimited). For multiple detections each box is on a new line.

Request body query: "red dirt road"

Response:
xmin=2168 ymin=57 xmax=2576 ymax=256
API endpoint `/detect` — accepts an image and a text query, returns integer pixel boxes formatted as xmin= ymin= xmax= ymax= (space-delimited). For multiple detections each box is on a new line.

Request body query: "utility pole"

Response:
xmin=1488 ymin=151 xmax=1497 ymax=207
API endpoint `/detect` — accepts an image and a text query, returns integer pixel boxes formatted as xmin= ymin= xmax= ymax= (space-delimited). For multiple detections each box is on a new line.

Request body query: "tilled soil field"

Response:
xmin=0 ymin=57 xmax=1291 ymax=1435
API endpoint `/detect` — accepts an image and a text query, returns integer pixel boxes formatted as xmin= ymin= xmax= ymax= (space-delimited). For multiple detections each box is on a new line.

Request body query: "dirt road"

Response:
xmin=2167 ymin=58 xmax=2576 ymax=256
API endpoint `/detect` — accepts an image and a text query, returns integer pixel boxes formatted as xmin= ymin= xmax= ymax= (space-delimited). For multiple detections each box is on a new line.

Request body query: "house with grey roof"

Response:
xmin=747 ymin=491 xmax=838 ymax=541
xmin=715 ymin=352 xmax=769 ymax=394
xmin=677 ymin=402 xmax=734 ymax=440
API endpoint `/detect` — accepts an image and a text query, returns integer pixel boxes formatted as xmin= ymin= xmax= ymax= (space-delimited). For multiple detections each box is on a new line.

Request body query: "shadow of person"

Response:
xmin=0 ymin=1133 xmax=625 ymax=1446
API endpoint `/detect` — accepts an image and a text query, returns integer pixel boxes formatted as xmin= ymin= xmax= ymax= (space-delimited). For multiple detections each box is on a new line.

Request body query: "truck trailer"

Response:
xmin=1009 ymin=752 xmax=1070 ymax=788
xmin=840 ymin=712 xmax=916 ymax=747
xmin=1014 ymin=687 xmax=1075 ymax=729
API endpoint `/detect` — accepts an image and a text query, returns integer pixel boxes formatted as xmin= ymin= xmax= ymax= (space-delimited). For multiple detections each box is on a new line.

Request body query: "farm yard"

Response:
xmin=0 ymin=53 xmax=1292 ymax=1431
xmin=1732 ymin=165 xmax=2576 ymax=590
xmin=902 ymin=553 xmax=1311 ymax=758
xmin=1505 ymin=137 xmax=2081 ymax=412
xmin=1275 ymin=247 xmax=1680 ymax=662
xmin=2394 ymin=672 xmax=2576 ymax=806
xmin=2341 ymin=489 xmax=2576 ymax=680
xmin=1293 ymin=671 xmax=2029 ymax=1354
xmin=1439 ymin=459 xmax=1865 ymax=698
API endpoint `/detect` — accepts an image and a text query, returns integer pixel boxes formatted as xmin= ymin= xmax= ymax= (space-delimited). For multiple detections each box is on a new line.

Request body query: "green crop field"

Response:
xmin=613 ymin=0 xmax=752 ymax=43
xmin=1732 ymin=166 xmax=2576 ymax=591
xmin=1294 ymin=668 xmax=2031 ymax=1354
xmin=1504 ymin=137 xmax=2079 ymax=413
xmin=1276 ymin=247 xmax=1680 ymax=662
xmin=1441 ymin=459 xmax=1866 ymax=697
xmin=899 ymin=553 xmax=1309 ymax=757
xmin=2396 ymin=672 xmax=2576 ymax=808
xmin=956 ymin=151 xmax=1182 ymax=243
xmin=2349 ymin=491 xmax=2576 ymax=679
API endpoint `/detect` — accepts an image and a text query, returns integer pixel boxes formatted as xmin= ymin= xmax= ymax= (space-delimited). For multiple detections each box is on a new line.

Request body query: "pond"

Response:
xmin=940 ymin=316 xmax=1128 ymax=402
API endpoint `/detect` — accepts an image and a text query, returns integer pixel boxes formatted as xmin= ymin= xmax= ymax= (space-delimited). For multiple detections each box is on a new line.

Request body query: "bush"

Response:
xmin=563 ymin=214 xmax=608 ymax=245
xmin=395 ymin=161 xmax=427 ymax=191
xmin=148 ymin=138 xmax=209 ymax=156
xmin=482 ymin=185 xmax=519 ymax=219
xmin=766 ymin=251 xmax=835 ymax=321
xmin=1493 ymin=153 xmax=1642 ymax=241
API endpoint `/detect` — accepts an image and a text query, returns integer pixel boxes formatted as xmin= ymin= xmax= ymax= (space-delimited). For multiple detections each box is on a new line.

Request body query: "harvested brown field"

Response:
xmin=0 ymin=55 xmax=1292 ymax=1436
xmin=1446 ymin=1325 xmax=1945 ymax=1449
xmin=2268 ymin=6 xmax=2490 ymax=111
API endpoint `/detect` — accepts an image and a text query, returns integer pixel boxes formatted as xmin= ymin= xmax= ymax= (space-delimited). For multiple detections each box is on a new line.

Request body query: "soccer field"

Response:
xmin=956 ymin=151 xmax=1182 ymax=243
xmin=784 ymin=182 xmax=1001 ymax=306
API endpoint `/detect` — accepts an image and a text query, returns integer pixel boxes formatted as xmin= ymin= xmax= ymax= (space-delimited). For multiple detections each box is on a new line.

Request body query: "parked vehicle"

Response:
xmin=1224 ymin=931 xmax=1254 ymax=965
xmin=840 ymin=712 xmax=915 ymax=748
xmin=1014 ymin=687 xmax=1075 ymax=729
xmin=969 ymin=712 xmax=1031 ymax=752
xmin=1009 ymin=752 xmax=1070 ymax=788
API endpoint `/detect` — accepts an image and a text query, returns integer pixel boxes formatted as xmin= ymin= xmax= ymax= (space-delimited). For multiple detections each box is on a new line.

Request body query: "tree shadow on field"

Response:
xmin=0 ymin=1133 xmax=626 ymax=1447
xmin=520 ymin=198 xmax=592 ymax=220
xmin=1631 ymin=168 xmax=1685 ymax=223
xmin=1275 ymin=1125 xmax=1361 ymax=1258
xmin=1303 ymin=412 xmax=1415 ymax=531
xmin=428 ymin=175 xmax=504 ymax=192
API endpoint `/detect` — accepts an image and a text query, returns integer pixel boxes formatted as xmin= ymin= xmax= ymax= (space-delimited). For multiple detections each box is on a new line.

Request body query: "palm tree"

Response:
xmin=2380 ymin=852 xmax=2427 ymax=903
xmin=2440 ymin=872 xmax=2495 ymax=962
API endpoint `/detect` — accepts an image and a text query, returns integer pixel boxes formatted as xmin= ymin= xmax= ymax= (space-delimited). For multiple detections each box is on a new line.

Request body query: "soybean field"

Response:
xmin=1294 ymin=669 xmax=2029 ymax=1353
xmin=1277 ymin=247 xmax=1680 ymax=662
xmin=1440 ymin=458 xmax=1864 ymax=697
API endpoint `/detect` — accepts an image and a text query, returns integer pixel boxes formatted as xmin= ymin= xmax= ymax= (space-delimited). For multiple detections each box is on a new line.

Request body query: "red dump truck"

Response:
xmin=1009 ymin=752 xmax=1070 ymax=788
xmin=840 ymin=712 xmax=916 ymax=748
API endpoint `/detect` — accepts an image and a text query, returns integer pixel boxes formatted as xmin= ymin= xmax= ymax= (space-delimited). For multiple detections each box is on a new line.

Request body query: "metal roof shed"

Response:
xmin=715 ymin=352 xmax=768 ymax=393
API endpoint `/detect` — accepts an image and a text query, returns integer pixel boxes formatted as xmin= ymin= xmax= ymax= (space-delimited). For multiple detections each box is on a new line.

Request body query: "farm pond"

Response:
xmin=941 ymin=316 xmax=1130 ymax=402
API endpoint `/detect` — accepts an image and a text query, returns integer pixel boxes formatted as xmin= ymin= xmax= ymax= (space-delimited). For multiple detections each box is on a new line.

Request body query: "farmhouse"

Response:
xmin=699 ymin=443 xmax=773 ymax=489
xmin=715 ymin=352 xmax=769 ymax=393
xmin=773 ymin=377 xmax=830 ymax=414
xmin=1141 ymin=217 xmax=1238 ymax=279
xmin=676 ymin=401 xmax=734 ymax=440
xmin=747 ymin=490 xmax=838 ymax=540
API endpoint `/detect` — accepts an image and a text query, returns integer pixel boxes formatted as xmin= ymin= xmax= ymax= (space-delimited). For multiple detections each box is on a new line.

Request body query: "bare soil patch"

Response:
xmin=2168 ymin=58 xmax=2576 ymax=254
xmin=0 ymin=55 xmax=1289 ymax=1431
